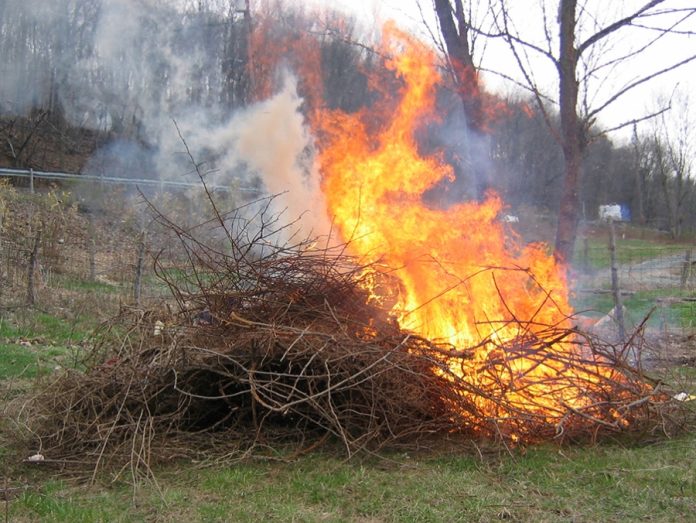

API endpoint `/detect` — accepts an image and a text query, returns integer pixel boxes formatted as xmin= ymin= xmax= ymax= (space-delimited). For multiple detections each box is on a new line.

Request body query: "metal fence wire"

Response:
xmin=1 ymin=177 xmax=695 ymax=336
xmin=573 ymin=237 xmax=696 ymax=335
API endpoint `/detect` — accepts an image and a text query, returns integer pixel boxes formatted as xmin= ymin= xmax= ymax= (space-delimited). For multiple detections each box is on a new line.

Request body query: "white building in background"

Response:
xmin=599 ymin=204 xmax=623 ymax=222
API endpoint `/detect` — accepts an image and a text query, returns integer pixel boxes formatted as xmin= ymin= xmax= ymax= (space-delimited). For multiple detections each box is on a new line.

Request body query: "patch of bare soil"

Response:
xmin=643 ymin=332 xmax=696 ymax=368
xmin=0 ymin=111 xmax=109 ymax=173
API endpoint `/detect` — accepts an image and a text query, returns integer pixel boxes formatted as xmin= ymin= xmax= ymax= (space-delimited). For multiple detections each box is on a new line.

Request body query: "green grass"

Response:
xmin=0 ymin=343 xmax=71 ymax=380
xmin=12 ymin=480 xmax=138 ymax=523
xmin=51 ymin=273 xmax=124 ymax=294
xmin=0 ymin=310 xmax=94 ymax=345
xmin=0 ymin=310 xmax=93 ymax=384
xmin=3 ymin=437 xmax=695 ymax=522
xmin=573 ymin=236 xmax=690 ymax=270
xmin=572 ymin=288 xmax=696 ymax=329
xmin=570 ymin=228 xmax=695 ymax=330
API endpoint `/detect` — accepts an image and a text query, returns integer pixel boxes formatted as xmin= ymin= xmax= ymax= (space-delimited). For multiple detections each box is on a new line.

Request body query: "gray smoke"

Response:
xmin=0 ymin=0 xmax=330 ymax=238
xmin=160 ymin=75 xmax=331 ymax=240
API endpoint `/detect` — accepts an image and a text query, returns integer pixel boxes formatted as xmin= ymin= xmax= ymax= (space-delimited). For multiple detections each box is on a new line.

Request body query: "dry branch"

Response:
xmin=18 ymin=196 xmax=685 ymax=476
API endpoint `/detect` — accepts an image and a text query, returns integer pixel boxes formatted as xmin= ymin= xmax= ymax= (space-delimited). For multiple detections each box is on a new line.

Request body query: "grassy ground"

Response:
xmin=0 ymin=310 xmax=95 ymax=398
xmin=569 ymin=224 xmax=695 ymax=331
xmin=571 ymin=288 xmax=696 ymax=329
xmin=575 ymin=238 xmax=681 ymax=271
xmin=571 ymin=221 xmax=693 ymax=269
xmin=2 ymin=436 xmax=695 ymax=522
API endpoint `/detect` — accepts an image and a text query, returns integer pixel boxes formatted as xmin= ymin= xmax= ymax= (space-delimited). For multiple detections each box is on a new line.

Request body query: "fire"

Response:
xmin=315 ymin=23 xmax=569 ymax=347
xmin=312 ymin=23 xmax=621 ymax=438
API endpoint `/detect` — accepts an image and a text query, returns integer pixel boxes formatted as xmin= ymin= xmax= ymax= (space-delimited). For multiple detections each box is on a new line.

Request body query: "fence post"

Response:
xmin=583 ymin=237 xmax=589 ymax=272
xmin=608 ymin=220 xmax=626 ymax=343
xmin=133 ymin=231 xmax=147 ymax=306
xmin=681 ymin=248 xmax=692 ymax=290
xmin=87 ymin=213 xmax=97 ymax=282
xmin=27 ymin=229 xmax=41 ymax=306
xmin=29 ymin=168 xmax=34 ymax=194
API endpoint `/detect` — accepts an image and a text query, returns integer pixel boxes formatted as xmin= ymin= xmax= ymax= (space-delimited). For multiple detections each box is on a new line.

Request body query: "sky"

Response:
xmin=307 ymin=0 xmax=696 ymax=145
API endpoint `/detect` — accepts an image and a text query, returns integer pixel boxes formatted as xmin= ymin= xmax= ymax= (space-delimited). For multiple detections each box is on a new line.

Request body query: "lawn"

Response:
xmin=570 ymin=226 xmax=695 ymax=331
xmin=3 ymin=436 xmax=695 ymax=522
xmin=571 ymin=288 xmax=696 ymax=330
xmin=572 ymin=220 xmax=694 ymax=269
xmin=0 ymin=310 xmax=94 ymax=393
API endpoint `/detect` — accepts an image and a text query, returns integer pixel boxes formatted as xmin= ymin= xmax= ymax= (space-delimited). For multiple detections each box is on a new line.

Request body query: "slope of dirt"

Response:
xmin=0 ymin=111 xmax=109 ymax=173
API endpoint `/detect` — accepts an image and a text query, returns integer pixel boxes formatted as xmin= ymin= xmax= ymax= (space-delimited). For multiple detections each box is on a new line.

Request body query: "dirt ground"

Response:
xmin=644 ymin=332 xmax=696 ymax=368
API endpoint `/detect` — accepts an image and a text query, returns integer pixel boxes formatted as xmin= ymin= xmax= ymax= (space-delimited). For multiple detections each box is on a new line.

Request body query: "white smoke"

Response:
xmin=162 ymin=75 xmax=331 ymax=240
xmin=228 ymin=77 xmax=330 ymax=240
xmin=0 ymin=0 xmax=331 ymax=240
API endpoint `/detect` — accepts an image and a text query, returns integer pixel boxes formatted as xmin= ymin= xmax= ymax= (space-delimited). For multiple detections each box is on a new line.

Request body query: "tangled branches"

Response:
xmin=20 ymin=197 xmax=684 ymax=475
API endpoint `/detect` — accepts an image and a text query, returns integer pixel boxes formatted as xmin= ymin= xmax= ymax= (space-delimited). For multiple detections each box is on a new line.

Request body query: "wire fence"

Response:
xmin=0 ymin=166 xmax=250 ymax=193
xmin=0 ymin=213 xmax=167 ymax=314
xmin=572 ymin=235 xmax=696 ymax=335
xmin=0 ymin=184 xmax=185 ymax=317
xmin=1 ymin=177 xmax=695 ymax=336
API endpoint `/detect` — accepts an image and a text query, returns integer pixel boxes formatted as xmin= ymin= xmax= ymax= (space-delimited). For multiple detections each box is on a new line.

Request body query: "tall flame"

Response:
xmin=315 ymin=24 xmax=570 ymax=346
xmin=312 ymin=23 xmax=617 ymax=436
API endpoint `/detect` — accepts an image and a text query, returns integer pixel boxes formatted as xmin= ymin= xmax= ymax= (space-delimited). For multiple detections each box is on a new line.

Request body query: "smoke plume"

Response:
xmin=0 ymin=0 xmax=330 ymax=237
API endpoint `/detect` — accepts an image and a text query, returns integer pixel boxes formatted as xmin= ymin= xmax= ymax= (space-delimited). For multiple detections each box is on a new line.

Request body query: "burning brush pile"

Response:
xmin=22 ymin=204 xmax=676 ymax=471
xmin=19 ymin=23 xmax=684 ymax=472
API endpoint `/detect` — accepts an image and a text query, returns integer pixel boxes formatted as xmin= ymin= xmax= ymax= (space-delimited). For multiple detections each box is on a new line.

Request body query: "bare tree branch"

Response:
xmin=494 ymin=1 xmax=559 ymax=65
xmin=494 ymin=1 xmax=560 ymax=143
xmin=591 ymin=104 xmax=671 ymax=137
xmin=586 ymin=52 xmax=696 ymax=120
xmin=577 ymin=0 xmax=667 ymax=55
xmin=580 ymin=8 xmax=694 ymax=82
xmin=478 ymin=67 xmax=557 ymax=106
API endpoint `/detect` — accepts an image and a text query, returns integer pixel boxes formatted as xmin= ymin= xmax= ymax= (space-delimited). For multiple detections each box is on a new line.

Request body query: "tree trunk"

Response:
xmin=27 ymin=230 xmax=41 ymax=306
xmin=631 ymin=131 xmax=647 ymax=225
xmin=87 ymin=212 xmax=97 ymax=282
xmin=433 ymin=0 xmax=485 ymax=132
xmin=133 ymin=231 xmax=146 ymax=306
xmin=608 ymin=220 xmax=626 ymax=344
xmin=635 ymin=168 xmax=646 ymax=225
xmin=681 ymin=248 xmax=692 ymax=290
xmin=660 ymin=170 xmax=676 ymax=238
xmin=243 ymin=0 xmax=254 ymax=105
xmin=554 ymin=0 xmax=583 ymax=263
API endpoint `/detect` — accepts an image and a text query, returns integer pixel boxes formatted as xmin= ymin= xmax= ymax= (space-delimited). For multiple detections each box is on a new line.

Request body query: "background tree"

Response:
xmin=494 ymin=0 xmax=696 ymax=260
xmin=489 ymin=99 xmax=564 ymax=209
xmin=647 ymin=92 xmax=695 ymax=238
xmin=429 ymin=1 xmax=696 ymax=260
xmin=432 ymin=0 xmax=487 ymax=131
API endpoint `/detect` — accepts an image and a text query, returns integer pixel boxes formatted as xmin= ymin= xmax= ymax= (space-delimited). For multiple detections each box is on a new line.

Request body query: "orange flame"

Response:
xmin=315 ymin=23 xmax=569 ymax=345
xmin=313 ymin=23 xmax=620 ymax=437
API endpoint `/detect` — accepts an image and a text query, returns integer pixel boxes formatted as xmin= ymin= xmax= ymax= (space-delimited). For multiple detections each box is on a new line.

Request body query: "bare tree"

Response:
xmin=430 ymin=1 xmax=696 ymax=260
xmin=494 ymin=0 xmax=696 ymax=260
xmin=432 ymin=0 xmax=487 ymax=131
xmin=630 ymin=125 xmax=652 ymax=226
xmin=648 ymin=92 xmax=694 ymax=238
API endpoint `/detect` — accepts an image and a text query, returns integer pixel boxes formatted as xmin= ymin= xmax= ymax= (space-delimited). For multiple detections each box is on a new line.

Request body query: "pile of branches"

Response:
xmin=20 ymin=197 xmax=684 ymax=474
xmin=439 ymin=319 xmax=677 ymax=443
